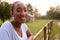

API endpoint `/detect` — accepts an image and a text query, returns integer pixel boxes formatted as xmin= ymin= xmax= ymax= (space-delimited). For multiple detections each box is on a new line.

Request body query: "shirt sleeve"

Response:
xmin=0 ymin=29 xmax=10 ymax=40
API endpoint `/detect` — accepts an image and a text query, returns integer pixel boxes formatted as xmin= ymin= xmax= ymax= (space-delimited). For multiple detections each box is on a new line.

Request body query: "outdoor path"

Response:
xmin=54 ymin=34 xmax=60 ymax=40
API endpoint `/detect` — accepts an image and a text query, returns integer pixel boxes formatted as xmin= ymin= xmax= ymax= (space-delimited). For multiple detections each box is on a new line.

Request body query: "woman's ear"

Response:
xmin=10 ymin=7 xmax=13 ymax=17
xmin=11 ymin=12 xmax=13 ymax=17
xmin=11 ymin=12 xmax=13 ymax=16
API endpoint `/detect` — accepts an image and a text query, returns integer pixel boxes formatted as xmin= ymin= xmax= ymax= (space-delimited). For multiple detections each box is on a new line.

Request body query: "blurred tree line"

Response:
xmin=46 ymin=6 xmax=60 ymax=19
xmin=0 ymin=1 xmax=60 ymax=23
xmin=26 ymin=3 xmax=60 ymax=20
xmin=37 ymin=6 xmax=60 ymax=19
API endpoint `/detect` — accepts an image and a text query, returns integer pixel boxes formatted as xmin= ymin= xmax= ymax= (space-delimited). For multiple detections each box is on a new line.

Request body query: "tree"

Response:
xmin=46 ymin=6 xmax=60 ymax=19
xmin=33 ymin=8 xmax=39 ymax=17
xmin=27 ymin=3 xmax=33 ymax=15
xmin=0 ymin=2 xmax=11 ymax=22
xmin=26 ymin=3 xmax=35 ymax=22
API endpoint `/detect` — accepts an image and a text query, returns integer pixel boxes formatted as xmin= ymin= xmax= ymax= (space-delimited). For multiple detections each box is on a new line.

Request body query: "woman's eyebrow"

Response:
xmin=16 ymin=6 xmax=27 ymax=10
xmin=24 ymin=7 xmax=27 ymax=9
xmin=17 ymin=7 xmax=22 ymax=9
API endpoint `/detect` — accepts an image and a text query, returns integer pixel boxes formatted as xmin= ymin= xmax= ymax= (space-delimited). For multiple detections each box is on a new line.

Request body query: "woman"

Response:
xmin=0 ymin=1 xmax=33 ymax=40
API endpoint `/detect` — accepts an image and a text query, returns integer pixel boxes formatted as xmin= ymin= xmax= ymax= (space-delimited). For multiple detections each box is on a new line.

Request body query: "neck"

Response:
xmin=11 ymin=20 xmax=22 ymax=28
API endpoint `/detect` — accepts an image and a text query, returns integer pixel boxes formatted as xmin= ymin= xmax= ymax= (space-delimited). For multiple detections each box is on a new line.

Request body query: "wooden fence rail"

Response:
xmin=33 ymin=20 xmax=53 ymax=40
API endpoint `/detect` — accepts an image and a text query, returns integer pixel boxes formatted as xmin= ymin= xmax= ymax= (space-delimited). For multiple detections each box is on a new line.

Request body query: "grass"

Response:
xmin=50 ymin=20 xmax=60 ymax=40
xmin=0 ymin=20 xmax=3 ymax=26
xmin=26 ymin=19 xmax=60 ymax=40
xmin=26 ymin=19 xmax=50 ymax=35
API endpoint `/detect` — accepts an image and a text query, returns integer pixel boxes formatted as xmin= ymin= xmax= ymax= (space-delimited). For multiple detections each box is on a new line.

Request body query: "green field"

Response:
xmin=26 ymin=19 xmax=50 ymax=35
xmin=50 ymin=20 xmax=60 ymax=40
xmin=0 ymin=19 xmax=60 ymax=40
xmin=26 ymin=19 xmax=60 ymax=40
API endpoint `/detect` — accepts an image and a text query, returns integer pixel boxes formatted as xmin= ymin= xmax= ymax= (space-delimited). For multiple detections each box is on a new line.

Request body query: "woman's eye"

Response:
xmin=16 ymin=8 xmax=22 ymax=12
xmin=24 ymin=9 xmax=27 ymax=12
xmin=16 ymin=10 xmax=20 ymax=12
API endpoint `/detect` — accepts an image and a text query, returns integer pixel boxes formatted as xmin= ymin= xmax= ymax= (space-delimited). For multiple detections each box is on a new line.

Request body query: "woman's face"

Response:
xmin=12 ymin=2 xmax=28 ymax=23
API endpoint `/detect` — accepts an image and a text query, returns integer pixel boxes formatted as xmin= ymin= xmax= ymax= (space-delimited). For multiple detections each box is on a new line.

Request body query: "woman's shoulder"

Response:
xmin=1 ymin=21 xmax=10 ymax=26
xmin=0 ymin=21 xmax=13 ymax=33
xmin=22 ymin=23 xmax=28 ymax=28
xmin=1 ymin=21 xmax=11 ymax=28
xmin=21 ymin=23 xmax=28 ymax=32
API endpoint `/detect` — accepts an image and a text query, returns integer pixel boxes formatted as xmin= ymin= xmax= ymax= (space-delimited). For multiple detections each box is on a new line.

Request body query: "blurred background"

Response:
xmin=0 ymin=0 xmax=60 ymax=40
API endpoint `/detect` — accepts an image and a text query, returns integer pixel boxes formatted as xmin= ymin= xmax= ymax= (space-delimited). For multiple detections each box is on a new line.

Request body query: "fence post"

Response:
xmin=50 ymin=21 xmax=53 ymax=30
xmin=44 ymin=27 xmax=46 ymax=40
xmin=33 ymin=20 xmax=53 ymax=40
xmin=48 ymin=21 xmax=53 ymax=40
xmin=48 ymin=23 xmax=50 ymax=40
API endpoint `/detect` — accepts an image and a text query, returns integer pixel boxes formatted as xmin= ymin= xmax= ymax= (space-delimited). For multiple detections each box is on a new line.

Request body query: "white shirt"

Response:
xmin=0 ymin=21 xmax=28 ymax=40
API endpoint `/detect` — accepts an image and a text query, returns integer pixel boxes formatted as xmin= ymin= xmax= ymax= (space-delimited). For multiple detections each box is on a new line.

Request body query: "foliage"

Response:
xmin=0 ymin=2 xmax=11 ymax=22
xmin=27 ymin=3 xmax=40 ymax=19
xmin=0 ymin=20 xmax=3 ymax=26
xmin=27 ymin=3 xmax=33 ymax=15
xmin=33 ymin=8 xmax=39 ymax=18
xmin=46 ymin=6 xmax=60 ymax=19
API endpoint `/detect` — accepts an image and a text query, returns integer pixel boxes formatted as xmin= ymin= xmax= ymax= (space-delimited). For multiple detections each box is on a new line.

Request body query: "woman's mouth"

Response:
xmin=19 ymin=16 xmax=26 ymax=20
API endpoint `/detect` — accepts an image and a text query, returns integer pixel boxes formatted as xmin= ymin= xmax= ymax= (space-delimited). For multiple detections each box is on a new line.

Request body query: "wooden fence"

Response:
xmin=33 ymin=20 xmax=53 ymax=40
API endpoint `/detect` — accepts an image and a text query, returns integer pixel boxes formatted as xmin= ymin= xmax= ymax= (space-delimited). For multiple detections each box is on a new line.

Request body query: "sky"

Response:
xmin=1 ymin=0 xmax=60 ymax=15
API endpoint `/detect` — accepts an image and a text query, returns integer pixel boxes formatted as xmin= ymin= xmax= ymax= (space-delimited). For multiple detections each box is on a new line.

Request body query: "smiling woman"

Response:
xmin=0 ymin=1 xmax=33 ymax=40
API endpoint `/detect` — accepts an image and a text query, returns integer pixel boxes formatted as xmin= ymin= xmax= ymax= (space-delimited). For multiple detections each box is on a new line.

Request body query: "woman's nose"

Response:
xmin=22 ymin=11 xmax=26 ymax=14
xmin=20 ymin=11 xmax=26 ymax=16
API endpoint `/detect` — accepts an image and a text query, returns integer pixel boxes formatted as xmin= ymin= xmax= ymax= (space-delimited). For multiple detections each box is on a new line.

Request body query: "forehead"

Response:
xmin=14 ymin=2 xmax=27 ymax=9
